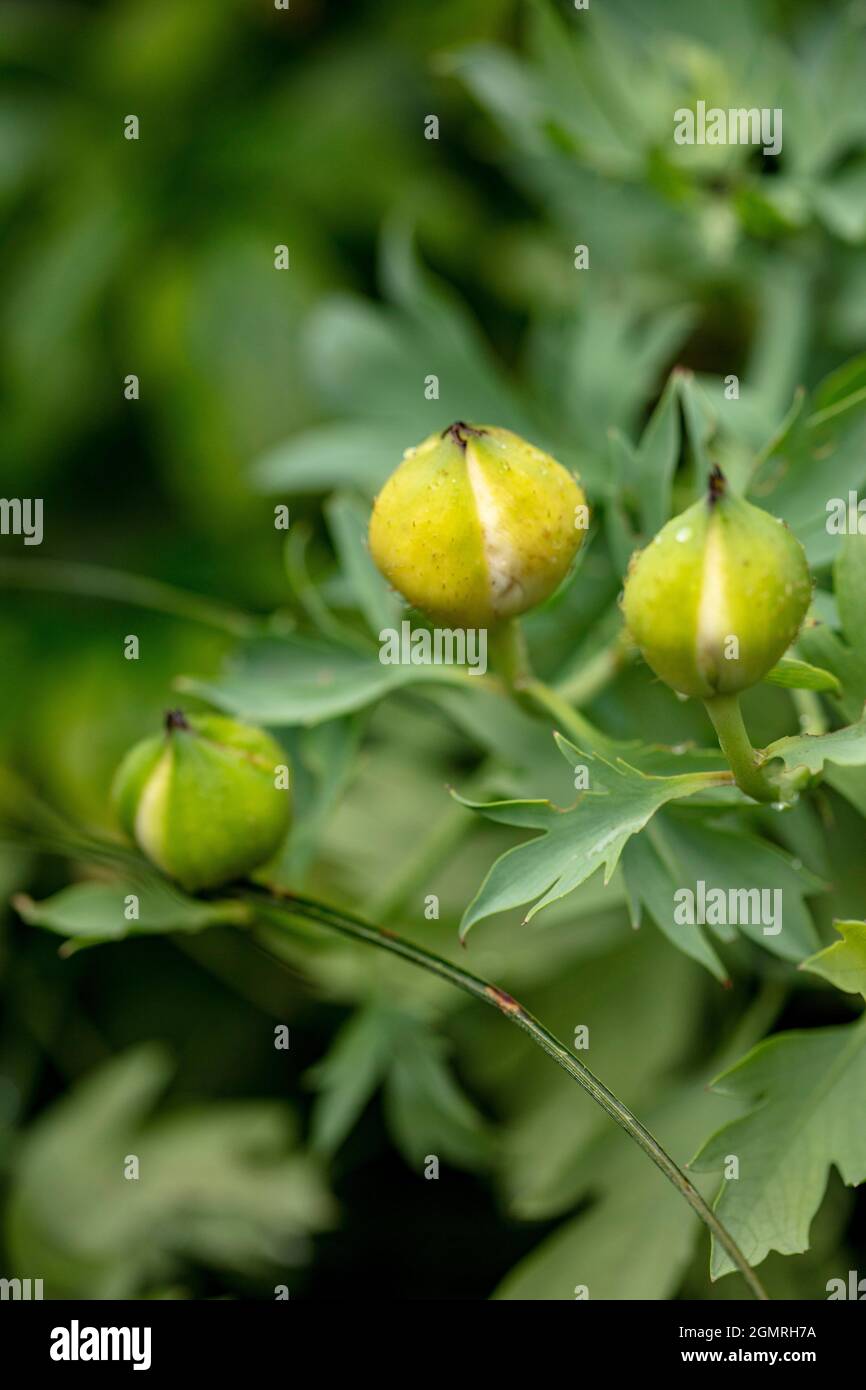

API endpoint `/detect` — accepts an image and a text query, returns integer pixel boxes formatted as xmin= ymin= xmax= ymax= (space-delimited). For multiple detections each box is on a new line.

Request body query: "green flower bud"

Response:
xmin=112 ymin=711 xmax=291 ymax=891
xmin=369 ymin=422 xmax=588 ymax=627
xmin=621 ymin=467 xmax=811 ymax=699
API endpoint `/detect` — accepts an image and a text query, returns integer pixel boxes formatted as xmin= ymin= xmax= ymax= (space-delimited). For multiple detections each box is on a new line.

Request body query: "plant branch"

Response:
xmin=240 ymin=883 xmax=770 ymax=1300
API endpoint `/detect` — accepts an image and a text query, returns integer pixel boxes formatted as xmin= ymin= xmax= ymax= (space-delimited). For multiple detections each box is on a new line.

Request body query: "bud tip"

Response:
xmin=707 ymin=464 xmax=726 ymax=507
xmin=442 ymin=421 xmax=483 ymax=449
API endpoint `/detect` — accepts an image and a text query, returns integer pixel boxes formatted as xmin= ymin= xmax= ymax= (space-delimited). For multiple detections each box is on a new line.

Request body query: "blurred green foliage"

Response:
xmin=2 ymin=0 xmax=866 ymax=1301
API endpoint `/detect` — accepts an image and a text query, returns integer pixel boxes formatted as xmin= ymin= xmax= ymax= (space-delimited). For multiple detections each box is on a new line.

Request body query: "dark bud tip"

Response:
xmin=443 ymin=421 xmax=483 ymax=449
xmin=707 ymin=464 xmax=726 ymax=507
xmin=165 ymin=708 xmax=191 ymax=733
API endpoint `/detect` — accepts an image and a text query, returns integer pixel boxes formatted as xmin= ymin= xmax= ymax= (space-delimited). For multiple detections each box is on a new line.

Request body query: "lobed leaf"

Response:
xmin=762 ymin=712 xmax=866 ymax=780
xmin=691 ymin=1017 xmax=866 ymax=1278
xmin=801 ymin=921 xmax=866 ymax=1002
xmin=178 ymin=635 xmax=474 ymax=728
xmin=457 ymin=738 xmax=730 ymax=938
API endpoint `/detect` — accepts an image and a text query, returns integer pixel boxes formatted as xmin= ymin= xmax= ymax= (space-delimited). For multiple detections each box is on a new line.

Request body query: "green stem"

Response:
xmin=521 ymin=677 xmax=600 ymax=748
xmin=555 ymin=630 xmax=635 ymax=706
xmin=487 ymin=618 xmax=608 ymax=749
xmin=377 ymin=621 xmax=627 ymax=921
xmin=703 ymin=694 xmax=777 ymax=803
xmin=487 ymin=617 xmax=532 ymax=690
xmin=241 ymin=884 xmax=769 ymax=1301
xmin=0 ymin=558 xmax=261 ymax=639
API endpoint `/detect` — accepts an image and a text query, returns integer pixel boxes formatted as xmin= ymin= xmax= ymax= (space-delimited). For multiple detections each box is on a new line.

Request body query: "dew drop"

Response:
xmin=675 ymin=527 xmax=691 ymax=543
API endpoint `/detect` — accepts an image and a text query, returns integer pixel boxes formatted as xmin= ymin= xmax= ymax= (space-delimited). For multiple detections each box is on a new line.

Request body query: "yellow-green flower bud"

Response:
xmin=621 ymin=467 xmax=811 ymax=699
xmin=369 ymin=423 xmax=588 ymax=627
xmin=112 ymin=711 xmax=291 ymax=891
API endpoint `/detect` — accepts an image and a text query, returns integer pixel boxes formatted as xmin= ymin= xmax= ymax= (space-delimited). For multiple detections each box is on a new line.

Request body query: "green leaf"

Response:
xmin=13 ymin=876 xmax=246 ymax=948
xmin=798 ymin=527 xmax=866 ymax=720
xmin=749 ymin=358 xmax=866 ymax=564
xmin=275 ymin=715 xmax=364 ymax=880
xmin=495 ymin=1080 xmax=723 ymax=1300
xmin=6 ymin=1046 xmax=335 ymax=1297
xmin=691 ymin=1016 xmax=866 ymax=1277
xmin=253 ymin=420 xmax=410 ymax=497
xmin=481 ymin=932 xmax=705 ymax=1222
xmin=637 ymin=370 xmax=681 ymax=536
xmin=179 ymin=635 xmax=473 ymax=727
xmin=457 ymin=737 xmax=728 ymax=937
xmin=253 ymin=228 xmax=540 ymax=495
xmin=798 ymin=628 xmax=866 ymax=727
xmin=835 ymin=523 xmax=866 ymax=656
xmin=560 ymin=300 xmax=694 ymax=455
xmin=762 ymin=656 xmax=841 ymax=694
xmin=383 ymin=1021 xmax=492 ymax=1171
xmin=307 ymin=1005 xmax=396 ymax=1156
xmin=762 ymin=713 xmax=866 ymax=780
xmin=308 ymin=1005 xmax=492 ymax=1170
xmin=623 ymin=814 xmax=822 ymax=979
xmin=824 ymin=763 xmax=866 ymax=818
xmin=677 ymin=370 xmax=715 ymax=479
xmin=815 ymin=168 xmax=866 ymax=243
xmin=604 ymin=503 xmax=639 ymax=579
xmin=622 ymin=831 xmax=728 ymax=983
xmin=801 ymin=921 xmax=866 ymax=1001
xmin=324 ymin=490 xmax=400 ymax=635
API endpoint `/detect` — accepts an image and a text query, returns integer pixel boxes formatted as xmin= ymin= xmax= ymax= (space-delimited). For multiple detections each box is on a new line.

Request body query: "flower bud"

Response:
xmin=621 ymin=467 xmax=811 ymax=699
xmin=369 ymin=423 xmax=588 ymax=627
xmin=112 ymin=711 xmax=291 ymax=891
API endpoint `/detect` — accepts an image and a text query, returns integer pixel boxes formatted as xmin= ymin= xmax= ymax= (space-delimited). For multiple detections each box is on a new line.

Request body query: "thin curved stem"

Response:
xmin=241 ymin=883 xmax=770 ymax=1300
xmin=0 ymin=557 xmax=262 ymax=638
xmin=555 ymin=629 xmax=635 ymax=706
xmin=283 ymin=526 xmax=373 ymax=653
xmin=488 ymin=619 xmax=605 ymax=747
xmin=520 ymin=676 xmax=602 ymax=749
xmin=704 ymin=694 xmax=777 ymax=803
